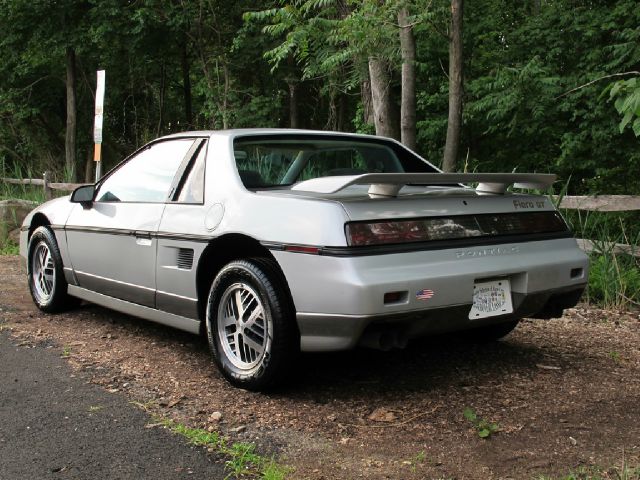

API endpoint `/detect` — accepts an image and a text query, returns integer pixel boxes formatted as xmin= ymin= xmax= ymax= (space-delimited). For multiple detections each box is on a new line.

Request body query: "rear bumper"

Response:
xmin=272 ymin=237 xmax=589 ymax=352
xmin=294 ymin=284 xmax=585 ymax=351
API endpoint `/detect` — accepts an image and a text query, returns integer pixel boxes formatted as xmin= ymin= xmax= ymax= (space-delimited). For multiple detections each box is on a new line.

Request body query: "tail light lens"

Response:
xmin=345 ymin=212 xmax=567 ymax=247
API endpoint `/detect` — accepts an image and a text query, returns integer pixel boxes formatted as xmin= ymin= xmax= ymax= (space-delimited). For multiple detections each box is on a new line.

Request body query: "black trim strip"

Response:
xmin=262 ymin=231 xmax=575 ymax=257
xmin=155 ymin=232 xmax=212 ymax=242
xmin=63 ymin=225 xmax=213 ymax=243
xmin=65 ymin=225 xmax=134 ymax=236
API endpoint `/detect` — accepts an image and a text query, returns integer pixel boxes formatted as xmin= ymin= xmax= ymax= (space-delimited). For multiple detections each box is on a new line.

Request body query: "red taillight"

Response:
xmin=346 ymin=221 xmax=429 ymax=246
xmin=345 ymin=212 xmax=567 ymax=247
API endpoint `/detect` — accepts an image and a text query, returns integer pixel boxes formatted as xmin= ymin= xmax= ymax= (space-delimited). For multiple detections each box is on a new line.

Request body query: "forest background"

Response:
xmin=1 ymin=0 xmax=639 ymax=305
xmin=0 ymin=0 xmax=639 ymax=192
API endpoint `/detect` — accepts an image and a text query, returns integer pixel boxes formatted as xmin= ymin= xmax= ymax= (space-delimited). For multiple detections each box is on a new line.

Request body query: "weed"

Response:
xmin=261 ymin=460 xmax=292 ymax=480
xmin=88 ymin=405 xmax=103 ymax=412
xmin=407 ymin=450 xmax=427 ymax=472
xmin=463 ymin=407 xmax=499 ymax=439
xmin=0 ymin=239 xmax=19 ymax=256
xmin=130 ymin=400 xmax=158 ymax=412
xmin=61 ymin=345 xmax=71 ymax=358
xmin=225 ymin=442 xmax=262 ymax=478
xmin=155 ymin=417 xmax=290 ymax=479
xmin=608 ymin=351 xmax=622 ymax=364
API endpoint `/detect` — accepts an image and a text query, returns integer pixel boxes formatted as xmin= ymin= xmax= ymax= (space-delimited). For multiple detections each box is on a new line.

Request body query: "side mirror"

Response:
xmin=70 ymin=184 xmax=95 ymax=206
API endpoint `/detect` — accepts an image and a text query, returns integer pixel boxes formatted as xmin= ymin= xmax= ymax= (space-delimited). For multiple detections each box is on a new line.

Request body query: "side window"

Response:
xmin=96 ymin=139 xmax=194 ymax=202
xmin=176 ymin=143 xmax=206 ymax=203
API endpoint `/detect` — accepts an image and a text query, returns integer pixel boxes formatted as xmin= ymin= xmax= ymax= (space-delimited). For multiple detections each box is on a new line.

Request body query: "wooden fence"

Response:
xmin=1 ymin=172 xmax=638 ymax=256
xmin=1 ymin=171 xmax=85 ymax=200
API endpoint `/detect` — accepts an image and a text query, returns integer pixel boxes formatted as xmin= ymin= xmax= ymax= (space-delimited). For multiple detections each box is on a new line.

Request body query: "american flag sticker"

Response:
xmin=416 ymin=289 xmax=435 ymax=300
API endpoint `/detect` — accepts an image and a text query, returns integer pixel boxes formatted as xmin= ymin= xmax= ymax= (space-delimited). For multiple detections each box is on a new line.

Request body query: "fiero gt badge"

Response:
xmin=416 ymin=289 xmax=435 ymax=301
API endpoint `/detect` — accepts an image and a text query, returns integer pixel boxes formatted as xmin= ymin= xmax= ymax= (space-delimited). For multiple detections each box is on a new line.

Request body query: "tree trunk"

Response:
xmin=65 ymin=47 xmax=77 ymax=181
xmin=288 ymin=81 xmax=299 ymax=128
xmin=84 ymin=148 xmax=93 ymax=183
xmin=181 ymin=40 xmax=193 ymax=128
xmin=442 ymin=0 xmax=464 ymax=172
xmin=156 ymin=62 xmax=166 ymax=136
xmin=368 ymin=57 xmax=399 ymax=140
xmin=398 ymin=7 xmax=417 ymax=150
xmin=361 ymin=80 xmax=374 ymax=127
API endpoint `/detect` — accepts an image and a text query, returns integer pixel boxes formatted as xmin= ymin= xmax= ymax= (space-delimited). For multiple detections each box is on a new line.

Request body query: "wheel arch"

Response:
xmin=195 ymin=233 xmax=296 ymax=329
xmin=28 ymin=213 xmax=52 ymax=240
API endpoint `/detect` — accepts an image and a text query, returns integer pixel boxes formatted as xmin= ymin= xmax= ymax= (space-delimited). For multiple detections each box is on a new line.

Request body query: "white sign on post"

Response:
xmin=94 ymin=70 xmax=105 ymax=181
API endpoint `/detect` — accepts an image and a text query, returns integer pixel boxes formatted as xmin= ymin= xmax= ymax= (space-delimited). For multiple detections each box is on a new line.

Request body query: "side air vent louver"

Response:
xmin=177 ymin=248 xmax=194 ymax=270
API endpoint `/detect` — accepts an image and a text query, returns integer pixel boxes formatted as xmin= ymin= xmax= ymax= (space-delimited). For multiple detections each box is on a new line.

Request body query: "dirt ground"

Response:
xmin=1 ymin=255 xmax=639 ymax=480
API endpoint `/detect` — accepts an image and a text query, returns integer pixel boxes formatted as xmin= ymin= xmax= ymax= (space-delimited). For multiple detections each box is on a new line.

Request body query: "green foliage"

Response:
xmin=1 ymin=0 xmax=638 ymax=191
xmin=610 ymin=77 xmax=640 ymax=137
xmin=158 ymin=418 xmax=290 ymax=479
xmin=588 ymin=253 xmax=640 ymax=308
xmin=564 ymin=208 xmax=640 ymax=309
xmin=463 ymin=407 xmax=499 ymax=439
xmin=0 ymin=239 xmax=19 ymax=256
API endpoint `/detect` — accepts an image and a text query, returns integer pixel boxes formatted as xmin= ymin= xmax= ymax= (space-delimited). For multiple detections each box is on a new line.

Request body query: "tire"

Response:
xmin=205 ymin=258 xmax=298 ymax=391
xmin=466 ymin=320 xmax=520 ymax=343
xmin=27 ymin=226 xmax=78 ymax=313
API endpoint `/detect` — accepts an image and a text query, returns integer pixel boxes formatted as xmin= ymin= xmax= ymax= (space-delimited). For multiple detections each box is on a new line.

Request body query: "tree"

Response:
xmin=398 ymin=6 xmax=417 ymax=149
xmin=65 ymin=47 xmax=77 ymax=181
xmin=442 ymin=0 xmax=463 ymax=172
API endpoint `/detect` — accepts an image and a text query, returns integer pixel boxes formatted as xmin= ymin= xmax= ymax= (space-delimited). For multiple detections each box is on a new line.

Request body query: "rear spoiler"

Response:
xmin=291 ymin=173 xmax=556 ymax=196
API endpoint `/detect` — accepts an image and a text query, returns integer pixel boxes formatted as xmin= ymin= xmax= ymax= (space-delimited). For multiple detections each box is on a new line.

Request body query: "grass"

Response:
xmin=154 ymin=417 xmax=290 ymax=479
xmin=563 ymin=209 xmax=640 ymax=309
xmin=538 ymin=462 xmax=640 ymax=479
xmin=0 ymin=239 xmax=19 ymax=255
xmin=0 ymin=161 xmax=48 ymax=203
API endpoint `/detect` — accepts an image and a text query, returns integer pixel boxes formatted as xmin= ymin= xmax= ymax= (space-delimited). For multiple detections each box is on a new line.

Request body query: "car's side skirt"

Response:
xmin=67 ymin=285 xmax=201 ymax=335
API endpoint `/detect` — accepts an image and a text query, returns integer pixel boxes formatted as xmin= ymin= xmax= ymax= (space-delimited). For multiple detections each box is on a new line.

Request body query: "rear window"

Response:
xmin=233 ymin=135 xmax=437 ymax=189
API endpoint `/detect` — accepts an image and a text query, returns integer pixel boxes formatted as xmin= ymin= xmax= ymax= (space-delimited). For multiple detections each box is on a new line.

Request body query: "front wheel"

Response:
xmin=27 ymin=226 xmax=77 ymax=313
xmin=205 ymin=258 xmax=298 ymax=391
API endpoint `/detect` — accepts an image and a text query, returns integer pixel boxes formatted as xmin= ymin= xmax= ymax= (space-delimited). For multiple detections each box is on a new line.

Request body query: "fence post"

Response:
xmin=43 ymin=171 xmax=52 ymax=200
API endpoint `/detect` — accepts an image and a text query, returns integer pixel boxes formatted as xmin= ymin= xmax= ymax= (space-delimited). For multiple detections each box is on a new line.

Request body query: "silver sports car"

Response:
xmin=20 ymin=129 xmax=588 ymax=389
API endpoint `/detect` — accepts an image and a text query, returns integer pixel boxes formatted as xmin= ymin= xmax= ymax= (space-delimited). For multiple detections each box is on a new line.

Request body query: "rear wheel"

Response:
xmin=206 ymin=258 xmax=298 ymax=390
xmin=27 ymin=226 xmax=77 ymax=313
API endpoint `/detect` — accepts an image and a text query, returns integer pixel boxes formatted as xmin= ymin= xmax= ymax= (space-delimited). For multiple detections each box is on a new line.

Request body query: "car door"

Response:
xmin=65 ymin=138 xmax=197 ymax=307
xmin=155 ymin=139 xmax=209 ymax=319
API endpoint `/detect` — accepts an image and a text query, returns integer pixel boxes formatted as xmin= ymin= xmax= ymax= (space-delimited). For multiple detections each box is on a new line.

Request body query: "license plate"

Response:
xmin=469 ymin=279 xmax=513 ymax=319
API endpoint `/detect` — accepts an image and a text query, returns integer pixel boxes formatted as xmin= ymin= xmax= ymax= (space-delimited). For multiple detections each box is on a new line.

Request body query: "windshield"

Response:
xmin=233 ymin=136 xmax=437 ymax=189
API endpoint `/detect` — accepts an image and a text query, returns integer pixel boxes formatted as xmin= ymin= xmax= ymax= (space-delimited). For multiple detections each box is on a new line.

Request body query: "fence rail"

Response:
xmin=1 ymin=172 xmax=85 ymax=200
xmin=558 ymin=195 xmax=640 ymax=211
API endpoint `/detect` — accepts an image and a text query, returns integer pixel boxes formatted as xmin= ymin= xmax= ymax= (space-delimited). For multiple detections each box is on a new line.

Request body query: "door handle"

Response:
xmin=134 ymin=231 xmax=153 ymax=246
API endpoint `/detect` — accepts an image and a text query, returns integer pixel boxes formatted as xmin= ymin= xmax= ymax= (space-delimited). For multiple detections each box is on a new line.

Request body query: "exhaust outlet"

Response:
xmin=358 ymin=330 xmax=408 ymax=351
